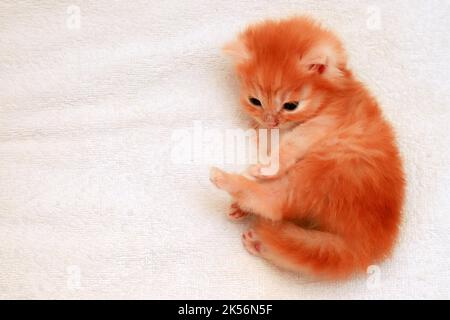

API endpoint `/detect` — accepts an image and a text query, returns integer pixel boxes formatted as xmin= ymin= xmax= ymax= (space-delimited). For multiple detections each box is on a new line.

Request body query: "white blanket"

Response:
xmin=1 ymin=0 xmax=449 ymax=299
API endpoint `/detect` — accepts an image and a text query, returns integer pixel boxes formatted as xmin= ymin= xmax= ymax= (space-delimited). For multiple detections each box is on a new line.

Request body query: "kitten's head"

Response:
xmin=224 ymin=16 xmax=348 ymax=128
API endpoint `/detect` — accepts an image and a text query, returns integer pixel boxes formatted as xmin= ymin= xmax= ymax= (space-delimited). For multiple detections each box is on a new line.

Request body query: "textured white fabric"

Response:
xmin=1 ymin=0 xmax=449 ymax=299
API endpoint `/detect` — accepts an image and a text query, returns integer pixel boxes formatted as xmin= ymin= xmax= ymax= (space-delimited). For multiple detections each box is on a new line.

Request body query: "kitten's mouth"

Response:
xmin=264 ymin=120 xmax=279 ymax=129
xmin=265 ymin=121 xmax=303 ymax=130
xmin=258 ymin=119 xmax=304 ymax=130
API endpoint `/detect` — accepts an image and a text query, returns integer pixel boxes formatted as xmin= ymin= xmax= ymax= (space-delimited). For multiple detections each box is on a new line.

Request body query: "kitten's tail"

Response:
xmin=252 ymin=219 xmax=369 ymax=279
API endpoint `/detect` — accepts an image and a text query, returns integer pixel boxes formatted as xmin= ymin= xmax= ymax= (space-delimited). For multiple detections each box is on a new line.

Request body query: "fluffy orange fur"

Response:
xmin=210 ymin=16 xmax=405 ymax=279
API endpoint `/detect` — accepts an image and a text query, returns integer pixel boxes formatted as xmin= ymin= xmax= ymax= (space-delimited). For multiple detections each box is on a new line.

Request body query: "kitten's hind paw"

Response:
xmin=228 ymin=203 xmax=249 ymax=221
xmin=242 ymin=229 xmax=262 ymax=256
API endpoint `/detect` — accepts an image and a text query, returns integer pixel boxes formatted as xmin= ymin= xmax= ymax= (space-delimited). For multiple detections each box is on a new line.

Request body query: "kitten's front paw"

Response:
xmin=242 ymin=229 xmax=262 ymax=256
xmin=209 ymin=167 xmax=228 ymax=189
xmin=248 ymin=164 xmax=264 ymax=178
xmin=228 ymin=202 xmax=249 ymax=221
xmin=248 ymin=164 xmax=277 ymax=179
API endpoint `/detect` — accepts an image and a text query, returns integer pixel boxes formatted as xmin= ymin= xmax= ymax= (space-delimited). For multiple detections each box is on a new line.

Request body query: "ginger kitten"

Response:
xmin=210 ymin=16 xmax=405 ymax=279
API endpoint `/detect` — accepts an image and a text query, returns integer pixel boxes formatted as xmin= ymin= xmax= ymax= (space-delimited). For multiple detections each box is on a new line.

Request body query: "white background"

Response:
xmin=0 ymin=0 xmax=449 ymax=299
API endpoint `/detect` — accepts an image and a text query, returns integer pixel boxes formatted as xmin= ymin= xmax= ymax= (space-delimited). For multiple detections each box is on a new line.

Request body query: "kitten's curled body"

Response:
xmin=210 ymin=17 xmax=405 ymax=279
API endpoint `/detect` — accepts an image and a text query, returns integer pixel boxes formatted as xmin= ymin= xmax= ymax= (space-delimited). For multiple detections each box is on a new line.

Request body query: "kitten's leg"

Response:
xmin=250 ymin=115 xmax=336 ymax=179
xmin=243 ymin=219 xmax=362 ymax=278
xmin=248 ymin=143 xmax=298 ymax=179
xmin=210 ymin=167 xmax=284 ymax=221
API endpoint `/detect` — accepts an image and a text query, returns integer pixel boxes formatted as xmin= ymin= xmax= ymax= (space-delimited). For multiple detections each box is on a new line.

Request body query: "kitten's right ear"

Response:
xmin=223 ymin=38 xmax=251 ymax=65
xmin=299 ymin=42 xmax=347 ymax=80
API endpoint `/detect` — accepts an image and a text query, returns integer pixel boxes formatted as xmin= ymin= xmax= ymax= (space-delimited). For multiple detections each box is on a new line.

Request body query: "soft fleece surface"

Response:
xmin=1 ymin=0 xmax=449 ymax=299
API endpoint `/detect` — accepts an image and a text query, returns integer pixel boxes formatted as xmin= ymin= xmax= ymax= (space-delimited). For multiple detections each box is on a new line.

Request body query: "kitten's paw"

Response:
xmin=242 ymin=229 xmax=262 ymax=256
xmin=209 ymin=167 xmax=228 ymax=189
xmin=228 ymin=203 xmax=249 ymax=221
xmin=248 ymin=164 xmax=275 ymax=179
xmin=248 ymin=164 xmax=264 ymax=178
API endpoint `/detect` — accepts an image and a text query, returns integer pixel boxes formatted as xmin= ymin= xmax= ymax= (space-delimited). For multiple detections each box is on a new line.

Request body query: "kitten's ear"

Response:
xmin=223 ymin=38 xmax=251 ymax=65
xmin=300 ymin=43 xmax=346 ymax=79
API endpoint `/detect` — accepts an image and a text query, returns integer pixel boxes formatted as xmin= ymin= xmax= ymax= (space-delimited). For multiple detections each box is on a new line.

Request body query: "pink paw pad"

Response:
xmin=242 ymin=229 xmax=262 ymax=256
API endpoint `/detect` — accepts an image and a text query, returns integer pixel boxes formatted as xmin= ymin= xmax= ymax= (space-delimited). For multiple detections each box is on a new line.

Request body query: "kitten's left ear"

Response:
xmin=223 ymin=37 xmax=251 ymax=65
xmin=300 ymin=42 xmax=347 ymax=79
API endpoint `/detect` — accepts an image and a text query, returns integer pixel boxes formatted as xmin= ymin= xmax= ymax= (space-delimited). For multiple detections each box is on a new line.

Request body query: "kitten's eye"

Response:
xmin=283 ymin=101 xmax=299 ymax=111
xmin=249 ymin=97 xmax=262 ymax=107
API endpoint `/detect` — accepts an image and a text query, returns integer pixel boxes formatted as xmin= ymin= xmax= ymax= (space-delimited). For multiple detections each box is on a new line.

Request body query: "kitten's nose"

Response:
xmin=264 ymin=114 xmax=279 ymax=128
